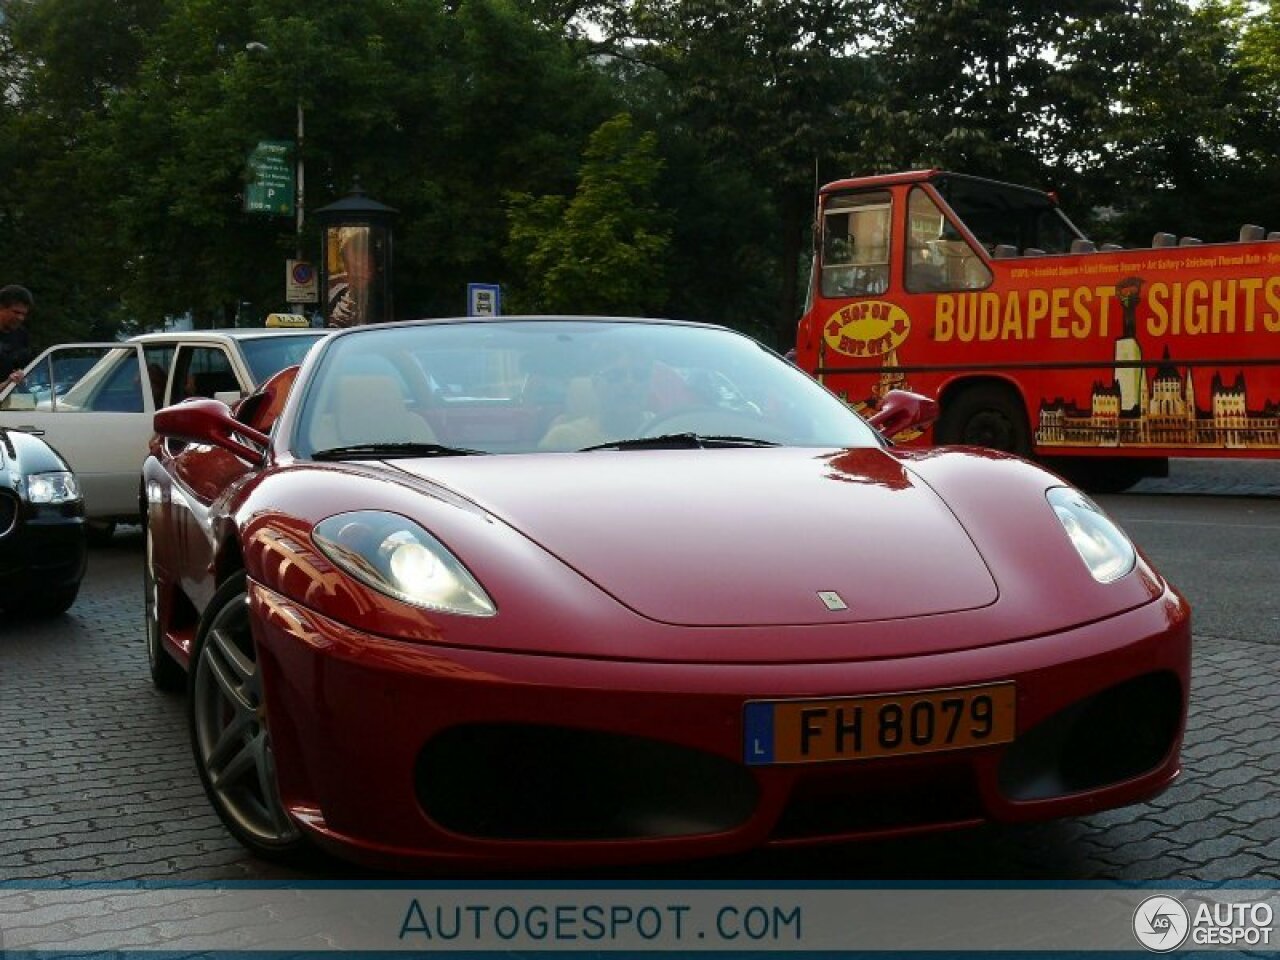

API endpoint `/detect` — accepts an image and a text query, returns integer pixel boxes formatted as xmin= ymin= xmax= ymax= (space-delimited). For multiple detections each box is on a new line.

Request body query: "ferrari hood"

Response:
xmin=391 ymin=447 xmax=998 ymax=627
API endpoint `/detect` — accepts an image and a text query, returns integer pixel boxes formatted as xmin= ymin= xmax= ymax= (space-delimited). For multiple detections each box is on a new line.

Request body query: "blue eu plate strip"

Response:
xmin=742 ymin=701 xmax=774 ymax=765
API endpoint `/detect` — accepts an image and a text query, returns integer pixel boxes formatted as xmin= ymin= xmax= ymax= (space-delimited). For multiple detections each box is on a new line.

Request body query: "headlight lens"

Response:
xmin=1047 ymin=486 xmax=1136 ymax=583
xmin=28 ymin=471 xmax=80 ymax=504
xmin=313 ymin=511 xmax=496 ymax=617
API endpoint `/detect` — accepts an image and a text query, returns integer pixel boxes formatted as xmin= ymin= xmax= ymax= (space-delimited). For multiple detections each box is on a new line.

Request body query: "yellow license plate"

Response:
xmin=743 ymin=682 xmax=1016 ymax=765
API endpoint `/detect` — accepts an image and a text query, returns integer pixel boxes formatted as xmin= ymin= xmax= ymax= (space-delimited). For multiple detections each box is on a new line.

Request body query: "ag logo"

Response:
xmin=823 ymin=300 xmax=911 ymax=358
xmin=1133 ymin=895 xmax=1190 ymax=952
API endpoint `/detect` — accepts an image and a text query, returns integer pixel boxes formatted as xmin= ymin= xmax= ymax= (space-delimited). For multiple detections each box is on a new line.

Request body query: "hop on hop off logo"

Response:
xmin=1134 ymin=895 xmax=1275 ymax=951
xmin=1133 ymin=896 xmax=1190 ymax=952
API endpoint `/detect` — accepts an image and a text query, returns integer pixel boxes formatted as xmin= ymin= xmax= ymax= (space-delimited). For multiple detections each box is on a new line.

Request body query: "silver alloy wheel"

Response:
xmin=192 ymin=589 xmax=301 ymax=847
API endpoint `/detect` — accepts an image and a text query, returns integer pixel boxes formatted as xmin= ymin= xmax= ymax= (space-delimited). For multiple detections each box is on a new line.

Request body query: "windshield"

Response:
xmin=238 ymin=333 xmax=326 ymax=383
xmin=294 ymin=319 xmax=881 ymax=456
xmin=933 ymin=174 xmax=1083 ymax=254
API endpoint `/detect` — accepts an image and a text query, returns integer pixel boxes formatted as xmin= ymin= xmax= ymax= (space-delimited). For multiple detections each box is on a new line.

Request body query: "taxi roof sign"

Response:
xmin=265 ymin=313 xmax=311 ymax=328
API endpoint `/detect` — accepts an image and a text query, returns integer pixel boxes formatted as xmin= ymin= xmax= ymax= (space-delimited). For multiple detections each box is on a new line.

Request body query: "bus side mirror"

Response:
xmin=867 ymin=389 xmax=939 ymax=438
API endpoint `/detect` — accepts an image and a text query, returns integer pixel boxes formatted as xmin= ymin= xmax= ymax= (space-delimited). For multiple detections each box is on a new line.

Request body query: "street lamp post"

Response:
xmin=294 ymin=96 xmax=305 ymax=255
xmin=245 ymin=41 xmax=306 ymax=314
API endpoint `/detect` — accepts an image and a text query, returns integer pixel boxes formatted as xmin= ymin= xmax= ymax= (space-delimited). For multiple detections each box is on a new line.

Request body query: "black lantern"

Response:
xmin=315 ymin=180 xmax=398 ymax=327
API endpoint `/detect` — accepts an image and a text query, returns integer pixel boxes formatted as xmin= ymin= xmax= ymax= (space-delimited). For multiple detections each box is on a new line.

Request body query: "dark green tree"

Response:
xmin=0 ymin=0 xmax=1270 ymax=349
xmin=1056 ymin=0 xmax=1249 ymax=245
xmin=599 ymin=0 xmax=876 ymax=345
xmin=8 ymin=0 xmax=620 ymax=331
xmin=1225 ymin=0 xmax=1280 ymax=237
xmin=389 ymin=0 xmax=619 ymax=317
xmin=0 ymin=0 xmax=164 ymax=343
xmin=506 ymin=113 xmax=671 ymax=314
xmin=862 ymin=0 xmax=1249 ymax=246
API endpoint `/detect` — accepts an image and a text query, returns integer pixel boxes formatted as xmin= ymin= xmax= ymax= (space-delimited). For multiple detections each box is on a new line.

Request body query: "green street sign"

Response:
xmin=244 ymin=140 xmax=295 ymax=216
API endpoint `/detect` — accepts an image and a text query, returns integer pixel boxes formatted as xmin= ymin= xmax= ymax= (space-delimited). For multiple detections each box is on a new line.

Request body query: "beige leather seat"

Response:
xmin=538 ymin=377 xmax=601 ymax=450
xmin=310 ymin=374 xmax=437 ymax=449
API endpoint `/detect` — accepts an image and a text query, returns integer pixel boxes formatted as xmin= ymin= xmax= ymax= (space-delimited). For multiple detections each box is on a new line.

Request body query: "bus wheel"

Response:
xmin=937 ymin=384 xmax=1030 ymax=456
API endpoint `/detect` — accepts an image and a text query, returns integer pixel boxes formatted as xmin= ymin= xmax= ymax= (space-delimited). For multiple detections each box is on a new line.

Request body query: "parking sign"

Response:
xmin=467 ymin=283 xmax=501 ymax=317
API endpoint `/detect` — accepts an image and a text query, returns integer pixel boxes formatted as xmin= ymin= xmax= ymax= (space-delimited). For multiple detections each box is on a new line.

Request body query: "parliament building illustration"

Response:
xmin=1034 ymin=276 xmax=1274 ymax=453
xmin=1036 ymin=276 xmax=1280 ymax=450
xmin=1037 ymin=351 xmax=1280 ymax=450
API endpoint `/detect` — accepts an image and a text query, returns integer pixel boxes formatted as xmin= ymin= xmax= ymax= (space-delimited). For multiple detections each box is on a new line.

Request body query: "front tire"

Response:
xmin=189 ymin=571 xmax=307 ymax=861
xmin=937 ymin=383 xmax=1031 ymax=456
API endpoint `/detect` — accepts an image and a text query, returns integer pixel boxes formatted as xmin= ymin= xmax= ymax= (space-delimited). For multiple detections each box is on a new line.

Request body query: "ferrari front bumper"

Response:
xmin=248 ymin=581 xmax=1191 ymax=870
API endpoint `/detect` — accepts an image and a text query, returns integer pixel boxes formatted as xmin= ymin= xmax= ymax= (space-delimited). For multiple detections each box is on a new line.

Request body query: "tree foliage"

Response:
xmin=507 ymin=113 xmax=671 ymax=314
xmin=0 ymin=0 xmax=1276 ymax=350
xmin=603 ymin=0 xmax=875 ymax=342
xmin=860 ymin=0 xmax=1249 ymax=241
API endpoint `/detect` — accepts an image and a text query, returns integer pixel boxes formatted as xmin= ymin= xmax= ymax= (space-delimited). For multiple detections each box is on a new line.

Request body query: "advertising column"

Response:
xmin=315 ymin=184 xmax=398 ymax=327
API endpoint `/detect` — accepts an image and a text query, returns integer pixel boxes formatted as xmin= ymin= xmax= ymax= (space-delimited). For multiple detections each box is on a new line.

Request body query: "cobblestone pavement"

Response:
xmin=0 ymin=459 xmax=1276 ymax=882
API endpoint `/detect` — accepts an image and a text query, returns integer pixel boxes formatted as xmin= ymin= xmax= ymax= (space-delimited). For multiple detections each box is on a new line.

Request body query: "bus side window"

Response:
xmin=905 ymin=187 xmax=992 ymax=293
xmin=821 ymin=191 xmax=891 ymax=298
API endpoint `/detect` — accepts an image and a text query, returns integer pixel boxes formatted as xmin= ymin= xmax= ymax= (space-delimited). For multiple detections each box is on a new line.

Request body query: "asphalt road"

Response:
xmin=1102 ymin=494 xmax=1280 ymax=646
xmin=1102 ymin=457 xmax=1280 ymax=646
xmin=1 ymin=457 xmax=1277 ymax=883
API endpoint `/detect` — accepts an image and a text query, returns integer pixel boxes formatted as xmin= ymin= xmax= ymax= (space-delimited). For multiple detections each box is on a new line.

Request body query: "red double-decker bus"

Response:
xmin=793 ymin=169 xmax=1280 ymax=490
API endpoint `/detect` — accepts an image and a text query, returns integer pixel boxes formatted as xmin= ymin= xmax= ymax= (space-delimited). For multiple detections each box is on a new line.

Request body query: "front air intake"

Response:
xmin=416 ymin=724 xmax=759 ymax=840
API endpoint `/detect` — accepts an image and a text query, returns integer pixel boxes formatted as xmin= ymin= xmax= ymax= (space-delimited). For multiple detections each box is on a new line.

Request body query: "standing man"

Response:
xmin=0 ymin=285 xmax=34 ymax=384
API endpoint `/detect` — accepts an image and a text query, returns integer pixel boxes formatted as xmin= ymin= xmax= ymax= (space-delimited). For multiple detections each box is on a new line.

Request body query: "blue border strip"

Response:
xmin=0 ymin=953 xmax=1236 ymax=959
xmin=2 ymin=880 xmax=1278 ymax=891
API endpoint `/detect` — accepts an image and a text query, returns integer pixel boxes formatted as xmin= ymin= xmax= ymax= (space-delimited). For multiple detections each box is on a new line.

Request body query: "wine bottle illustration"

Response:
xmin=1114 ymin=277 xmax=1146 ymax=415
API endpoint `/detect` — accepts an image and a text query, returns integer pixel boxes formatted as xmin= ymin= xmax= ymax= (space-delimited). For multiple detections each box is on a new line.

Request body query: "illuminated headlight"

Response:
xmin=27 ymin=471 xmax=80 ymax=504
xmin=313 ymin=511 xmax=496 ymax=617
xmin=1047 ymin=487 xmax=1136 ymax=583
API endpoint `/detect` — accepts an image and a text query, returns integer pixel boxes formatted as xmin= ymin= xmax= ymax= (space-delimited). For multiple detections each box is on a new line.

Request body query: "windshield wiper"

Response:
xmin=578 ymin=433 xmax=780 ymax=452
xmin=312 ymin=442 xmax=487 ymax=460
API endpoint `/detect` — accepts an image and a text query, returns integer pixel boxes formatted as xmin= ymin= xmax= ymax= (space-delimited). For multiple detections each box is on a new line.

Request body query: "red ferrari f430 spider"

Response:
xmin=144 ymin=316 xmax=1189 ymax=870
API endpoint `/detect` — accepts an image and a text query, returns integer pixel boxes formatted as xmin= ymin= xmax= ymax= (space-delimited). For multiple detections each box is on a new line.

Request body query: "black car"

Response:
xmin=0 ymin=427 xmax=86 ymax=617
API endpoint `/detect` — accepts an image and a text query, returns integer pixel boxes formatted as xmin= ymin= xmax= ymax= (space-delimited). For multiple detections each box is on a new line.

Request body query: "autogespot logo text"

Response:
xmin=1133 ymin=895 xmax=1190 ymax=952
